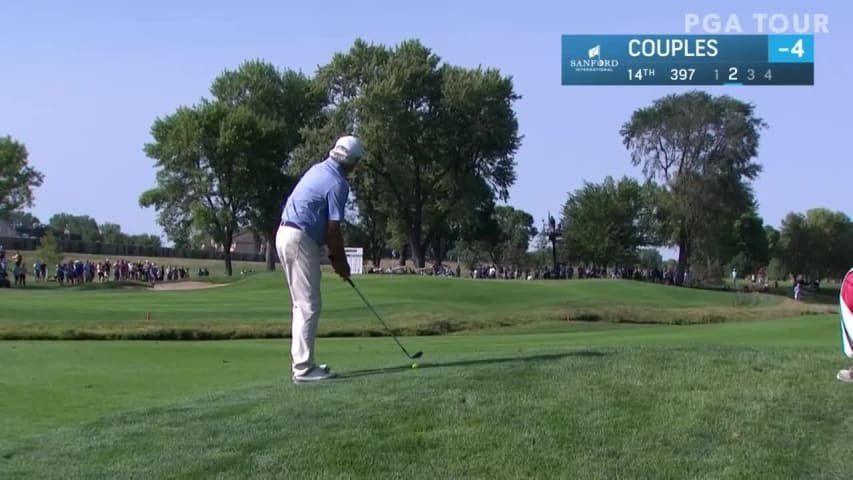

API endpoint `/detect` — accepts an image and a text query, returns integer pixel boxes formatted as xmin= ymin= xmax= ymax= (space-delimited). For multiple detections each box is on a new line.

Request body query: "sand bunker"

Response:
xmin=152 ymin=281 xmax=227 ymax=291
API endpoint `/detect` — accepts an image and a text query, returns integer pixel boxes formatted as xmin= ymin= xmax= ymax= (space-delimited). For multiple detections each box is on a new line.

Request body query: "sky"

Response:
xmin=0 ymin=0 xmax=848 ymax=256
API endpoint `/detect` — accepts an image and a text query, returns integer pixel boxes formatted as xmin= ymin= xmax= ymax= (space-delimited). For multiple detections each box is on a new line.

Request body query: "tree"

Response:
xmin=141 ymin=190 xmax=195 ymax=250
xmin=776 ymin=209 xmax=852 ymax=280
xmin=491 ymin=205 xmax=537 ymax=269
xmin=804 ymin=208 xmax=852 ymax=280
xmin=342 ymin=197 xmax=388 ymax=268
xmin=48 ymin=213 xmax=100 ymax=242
xmin=620 ymin=91 xmax=766 ymax=285
xmin=299 ymin=39 xmax=522 ymax=268
xmin=560 ymin=176 xmax=648 ymax=269
xmin=724 ymin=209 xmax=770 ymax=277
xmin=210 ymin=61 xmax=326 ymax=270
xmin=34 ymin=231 xmax=63 ymax=267
xmin=140 ymin=99 xmax=271 ymax=276
xmin=449 ymin=199 xmax=501 ymax=272
xmin=531 ymin=225 xmax=551 ymax=269
xmin=448 ymin=203 xmax=533 ymax=271
xmin=637 ymin=248 xmax=663 ymax=270
xmin=423 ymin=180 xmax=502 ymax=268
xmin=127 ymin=234 xmax=162 ymax=249
xmin=775 ymin=212 xmax=813 ymax=280
xmin=765 ymin=225 xmax=781 ymax=258
xmin=4 ymin=210 xmax=40 ymax=229
xmin=99 ymin=222 xmax=125 ymax=245
xmin=0 ymin=136 xmax=44 ymax=219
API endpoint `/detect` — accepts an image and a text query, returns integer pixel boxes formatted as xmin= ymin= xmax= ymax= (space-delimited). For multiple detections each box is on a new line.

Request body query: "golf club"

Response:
xmin=345 ymin=277 xmax=423 ymax=360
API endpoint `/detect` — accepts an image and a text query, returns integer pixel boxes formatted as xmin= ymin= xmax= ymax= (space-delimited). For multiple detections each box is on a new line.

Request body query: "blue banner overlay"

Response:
xmin=561 ymin=34 xmax=814 ymax=86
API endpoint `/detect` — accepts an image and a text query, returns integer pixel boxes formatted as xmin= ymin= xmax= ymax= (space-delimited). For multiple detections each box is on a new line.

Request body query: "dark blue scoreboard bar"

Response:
xmin=561 ymin=35 xmax=814 ymax=86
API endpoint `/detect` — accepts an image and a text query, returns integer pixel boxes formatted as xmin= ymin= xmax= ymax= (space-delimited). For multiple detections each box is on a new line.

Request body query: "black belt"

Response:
xmin=282 ymin=221 xmax=302 ymax=231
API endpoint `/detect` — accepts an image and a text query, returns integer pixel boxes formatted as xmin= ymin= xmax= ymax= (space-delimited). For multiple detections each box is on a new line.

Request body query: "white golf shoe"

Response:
xmin=837 ymin=368 xmax=853 ymax=383
xmin=292 ymin=365 xmax=337 ymax=384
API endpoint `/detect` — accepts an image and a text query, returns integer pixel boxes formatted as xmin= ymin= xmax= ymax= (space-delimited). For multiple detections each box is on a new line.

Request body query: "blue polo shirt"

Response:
xmin=281 ymin=158 xmax=349 ymax=246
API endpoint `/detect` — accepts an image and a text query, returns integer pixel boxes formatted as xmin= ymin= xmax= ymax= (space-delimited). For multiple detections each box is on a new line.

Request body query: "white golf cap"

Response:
xmin=329 ymin=135 xmax=364 ymax=166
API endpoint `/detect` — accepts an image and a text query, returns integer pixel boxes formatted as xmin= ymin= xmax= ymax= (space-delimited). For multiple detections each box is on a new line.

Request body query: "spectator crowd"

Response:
xmin=467 ymin=264 xmax=680 ymax=282
xmin=0 ymin=247 xmax=191 ymax=288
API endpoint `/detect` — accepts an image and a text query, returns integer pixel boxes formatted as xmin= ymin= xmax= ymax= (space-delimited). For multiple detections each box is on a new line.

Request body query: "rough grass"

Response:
xmin=0 ymin=315 xmax=850 ymax=479
xmin=0 ymin=273 xmax=835 ymax=340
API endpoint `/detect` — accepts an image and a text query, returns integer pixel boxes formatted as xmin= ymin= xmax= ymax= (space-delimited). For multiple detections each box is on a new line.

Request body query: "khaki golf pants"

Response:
xmin=276 ymin=224 xmax=322 ymax=377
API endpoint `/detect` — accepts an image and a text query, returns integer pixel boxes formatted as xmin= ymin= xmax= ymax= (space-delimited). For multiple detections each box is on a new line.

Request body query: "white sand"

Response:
xmin=151 ymin=281 xmax=227 ymax=291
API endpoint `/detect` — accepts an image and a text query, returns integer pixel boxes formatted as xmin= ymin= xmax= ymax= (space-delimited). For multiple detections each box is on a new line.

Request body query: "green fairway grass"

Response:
xmin=0 ymin=314 xmax=849 ymax=479
xmin=0 ymin=273 xmax=835 ymax=340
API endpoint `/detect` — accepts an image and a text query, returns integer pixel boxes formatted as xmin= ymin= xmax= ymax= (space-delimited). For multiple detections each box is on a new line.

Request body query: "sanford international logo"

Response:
xmin=568 ymin=44 xmax=619 ymax=72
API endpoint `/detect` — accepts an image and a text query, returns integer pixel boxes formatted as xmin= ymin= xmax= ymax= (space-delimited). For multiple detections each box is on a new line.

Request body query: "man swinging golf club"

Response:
xmin=277 ymin=134 xmax=363 ymax=383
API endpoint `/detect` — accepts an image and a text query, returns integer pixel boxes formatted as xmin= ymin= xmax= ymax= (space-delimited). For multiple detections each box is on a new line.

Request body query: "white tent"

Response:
xmin=345 ymin=247 xmax=363 ymax=275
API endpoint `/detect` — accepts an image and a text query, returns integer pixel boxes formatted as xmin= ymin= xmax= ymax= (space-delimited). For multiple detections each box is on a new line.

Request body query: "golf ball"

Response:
xmin=411 ymin=363 xmax=418 ymax=369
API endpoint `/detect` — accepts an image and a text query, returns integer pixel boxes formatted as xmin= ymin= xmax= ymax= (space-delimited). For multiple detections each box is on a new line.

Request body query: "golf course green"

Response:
xmin=0 ymin=274 xmax=847 ymax=478
xmin=0 ymin=272 xmax=834 ymax=340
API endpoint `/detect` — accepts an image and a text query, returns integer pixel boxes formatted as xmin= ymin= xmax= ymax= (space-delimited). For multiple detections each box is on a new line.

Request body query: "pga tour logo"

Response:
xmin=568 ymin=44 xmax=619 ymax=72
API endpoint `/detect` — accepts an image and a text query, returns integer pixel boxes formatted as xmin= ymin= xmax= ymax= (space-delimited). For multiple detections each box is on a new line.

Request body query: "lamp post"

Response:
xmin=543 ymin=211 xmax=563 ymax=275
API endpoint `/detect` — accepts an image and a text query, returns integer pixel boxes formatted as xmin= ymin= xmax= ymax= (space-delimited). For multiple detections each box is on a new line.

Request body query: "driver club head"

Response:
xmin=411 ymin=351 xmax=423 ymax=359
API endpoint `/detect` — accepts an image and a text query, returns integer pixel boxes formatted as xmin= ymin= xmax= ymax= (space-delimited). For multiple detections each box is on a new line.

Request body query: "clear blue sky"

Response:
xmin=1 ymin=1 xmax=848 ymax=255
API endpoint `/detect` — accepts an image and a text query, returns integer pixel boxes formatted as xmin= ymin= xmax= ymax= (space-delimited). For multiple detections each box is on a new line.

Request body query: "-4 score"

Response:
xmin=715 ymin=67 xmax=772 ymax=82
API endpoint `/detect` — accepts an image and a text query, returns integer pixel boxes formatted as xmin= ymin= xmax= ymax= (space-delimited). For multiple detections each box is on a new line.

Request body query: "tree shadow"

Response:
xmin=339 ymin=350 xmax=612 ymax=379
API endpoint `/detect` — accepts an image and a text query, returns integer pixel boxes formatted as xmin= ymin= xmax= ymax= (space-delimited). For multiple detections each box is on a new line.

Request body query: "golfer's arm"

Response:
xmin=326 ymin=221 xmax=347 ymax=262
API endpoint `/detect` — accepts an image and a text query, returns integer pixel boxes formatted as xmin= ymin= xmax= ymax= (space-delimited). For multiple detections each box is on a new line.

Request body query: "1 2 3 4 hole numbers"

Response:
xmin=714 ymin=68 xmax=772 ymax=82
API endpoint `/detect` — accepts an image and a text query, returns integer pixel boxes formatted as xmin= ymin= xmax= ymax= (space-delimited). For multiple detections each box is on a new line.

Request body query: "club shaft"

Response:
xmin=348 ymin=279 xmax=415 ymax=358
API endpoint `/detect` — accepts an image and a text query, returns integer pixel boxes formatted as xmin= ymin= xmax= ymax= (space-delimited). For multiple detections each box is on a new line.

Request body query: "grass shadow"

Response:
xmin=339 ymin=350 xmax=612 ymax=379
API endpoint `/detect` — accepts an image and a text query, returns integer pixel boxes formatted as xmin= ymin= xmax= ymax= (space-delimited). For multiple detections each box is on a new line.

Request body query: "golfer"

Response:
xmin=276 ymin=134 xmax=363 ymax=383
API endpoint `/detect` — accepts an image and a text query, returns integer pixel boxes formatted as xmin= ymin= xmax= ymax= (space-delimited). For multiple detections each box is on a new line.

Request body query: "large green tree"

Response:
xmin=620 ymin=91 xmax=765 ymax=285
xmin=560 ymin=176 xmax=650 ymax=269
xmin=210 ymin=61 xmax=325 ymax=270
xmin=140 ymin=100 xmax=273 ymax=276
xmin=296 ymin=39 xmax=522 ymax=268
xmin=141 ymin=60 xmax=325 ymax=274
xmin=0 ymin=136 xmax=44 ymax=219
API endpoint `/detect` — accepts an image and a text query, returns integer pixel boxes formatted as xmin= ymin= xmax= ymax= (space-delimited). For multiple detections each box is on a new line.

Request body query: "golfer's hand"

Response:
xmin=330 ymin=256 xmax=350 ymax=280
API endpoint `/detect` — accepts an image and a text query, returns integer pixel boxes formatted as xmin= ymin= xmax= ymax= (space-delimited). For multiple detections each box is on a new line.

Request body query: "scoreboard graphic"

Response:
xmin=561 ymin=35 xmax=814 ymax=86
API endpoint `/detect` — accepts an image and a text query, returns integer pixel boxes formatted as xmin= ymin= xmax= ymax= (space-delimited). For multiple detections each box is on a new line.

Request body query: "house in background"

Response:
xmin=0 ymin=220 xmax=20 ymax=238
xmin=230 ymin=230 xmax=264 ymax=255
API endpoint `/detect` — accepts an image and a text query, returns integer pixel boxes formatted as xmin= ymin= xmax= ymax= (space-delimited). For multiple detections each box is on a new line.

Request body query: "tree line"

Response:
xmin=2 ymin=39 xmax=849 ymax=281
xmin=2 ymin=210 xmax=162 ymax=248
xmin=560 ymin=175 xmax=852 ymax=284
